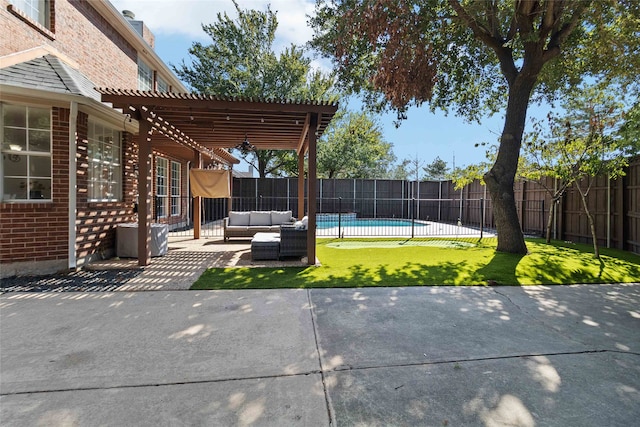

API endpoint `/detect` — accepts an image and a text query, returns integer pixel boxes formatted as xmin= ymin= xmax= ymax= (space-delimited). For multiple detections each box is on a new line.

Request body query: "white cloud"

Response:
xmin=109 ymin=0 xmax=316 ymax=45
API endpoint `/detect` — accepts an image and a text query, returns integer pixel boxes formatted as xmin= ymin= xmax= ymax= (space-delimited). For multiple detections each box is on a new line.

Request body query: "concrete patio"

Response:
xmin=1 ymin=283 xmax=639 ymax=426
xmin=92 ymin=235 xmax=317 ymax=291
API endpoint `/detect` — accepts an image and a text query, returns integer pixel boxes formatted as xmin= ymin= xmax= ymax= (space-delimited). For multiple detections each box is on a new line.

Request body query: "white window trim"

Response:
xmin=170 ymin=160 xmax=181 ymax=216
xmin=156 ymin=156 xmax=168 ymax=218
xmin=157 ymin=75 xmax=169 ymax=93
xmin=9 ymin=0 xmax=50 ymax=28
xmin=1 ymin=102 xmax=53 ymax=203
xmin=138 ymin=58 xmax=153 ymax=91
xmin=87 ymin=119 xmax=122 ymax=202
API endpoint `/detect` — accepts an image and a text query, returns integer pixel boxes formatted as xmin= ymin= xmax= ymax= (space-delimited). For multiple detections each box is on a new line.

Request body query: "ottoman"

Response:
xmin=251 ymin=232 xmax=280 ymax=261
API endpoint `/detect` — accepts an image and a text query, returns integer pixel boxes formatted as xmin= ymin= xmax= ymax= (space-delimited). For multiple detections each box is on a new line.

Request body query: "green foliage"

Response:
xmin=521 ymin=84 xmax=632 ymax=185
xmin=619 ymin=101 xmax=640 ymax=152
xmin=311 ymin=0 xmax=640 ymax=120
xmin=173 ymin=0 xmax=336 ymax=177
xmin=386 ymin=158 xmax=412 ymax=180
xmin=423 ymin=156 xmax=450 ymax=180
xmin=450 ymin=144 xmax=498 ymax=190
xmin=317 ymin=110 xmax=396 ymax=178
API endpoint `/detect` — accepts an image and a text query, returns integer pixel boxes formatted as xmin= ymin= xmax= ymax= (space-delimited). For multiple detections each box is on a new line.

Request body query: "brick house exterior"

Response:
xmin=0 ymin=0 xmax=226 ymax=277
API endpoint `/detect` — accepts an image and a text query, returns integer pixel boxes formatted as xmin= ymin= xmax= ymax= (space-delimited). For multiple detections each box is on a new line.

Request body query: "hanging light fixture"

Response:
xmin=235 ymin=133 xmax=255 ymax=152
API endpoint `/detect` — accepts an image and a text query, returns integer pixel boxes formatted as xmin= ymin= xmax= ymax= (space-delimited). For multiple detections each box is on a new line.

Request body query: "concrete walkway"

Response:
xmin=1 ymin=284 xmax=639 ymax=426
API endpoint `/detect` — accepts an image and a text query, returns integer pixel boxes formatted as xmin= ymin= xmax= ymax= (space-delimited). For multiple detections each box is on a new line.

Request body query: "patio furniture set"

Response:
xmin=224 ymin=211 xmax=308 ymax=261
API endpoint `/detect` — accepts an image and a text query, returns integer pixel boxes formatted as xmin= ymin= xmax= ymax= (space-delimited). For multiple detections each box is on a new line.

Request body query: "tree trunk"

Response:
xmin=576 ymin=181 xmax=600 ymax=258
xmin=484 ymin=77 xmax=535 ymax=254
xmin=545 ymin=199 xmax=555 ymax=243
xmin=257 ymin=151 xmax=268 ymax=178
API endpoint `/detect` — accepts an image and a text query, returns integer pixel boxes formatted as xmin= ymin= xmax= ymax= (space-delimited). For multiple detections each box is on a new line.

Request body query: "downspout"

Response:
xmin=68 ymin=101 xmax=78 ymax=269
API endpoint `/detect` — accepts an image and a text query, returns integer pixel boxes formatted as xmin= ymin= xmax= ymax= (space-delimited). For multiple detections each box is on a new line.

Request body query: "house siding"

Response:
xmin=74 ymin=112 xmax=137 ymax=267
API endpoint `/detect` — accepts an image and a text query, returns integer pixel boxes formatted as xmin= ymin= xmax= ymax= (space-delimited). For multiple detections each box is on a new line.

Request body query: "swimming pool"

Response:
xmin=314 ymin=216 xmax=493 ymax=238
xmin=316 ymin=218 xmax=427 ymax=229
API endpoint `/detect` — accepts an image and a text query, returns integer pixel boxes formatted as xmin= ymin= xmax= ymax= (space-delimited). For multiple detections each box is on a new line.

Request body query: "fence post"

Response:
xmin=480 ymin=198 xmax=484 ymax=239
xmin=374 ymin=179 xmax=377 ymax=218
xmin=541 ymin=199 xmax=545 ymax=238
xmin=411 ymin=198 xmax=415 ymax=239
xmin=338 ymin=197 xmax=342 ymax=239
xmin=259 ymin=194 xmax=263 ymax=210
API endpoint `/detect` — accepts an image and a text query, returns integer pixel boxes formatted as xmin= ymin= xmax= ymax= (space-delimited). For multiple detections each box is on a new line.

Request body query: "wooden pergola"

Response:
xmin=98 ymin=89 xmax=338 ymax=266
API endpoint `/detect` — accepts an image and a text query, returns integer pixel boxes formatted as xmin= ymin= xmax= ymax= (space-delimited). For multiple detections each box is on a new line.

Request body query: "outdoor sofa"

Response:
xmin=224 ymin=210 xmax=296 ymax=241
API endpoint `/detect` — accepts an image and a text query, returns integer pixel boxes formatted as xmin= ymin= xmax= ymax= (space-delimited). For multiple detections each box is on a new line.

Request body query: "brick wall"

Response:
xmin=1 ymin=109 xmax=138 ymax=276
xmin=74 ymin=113 xmax=137 ymax=267
xmin=1 ymin=0 xmax=138 ymax=89
xmin=0 ymin=107 xmax=70 ymax=276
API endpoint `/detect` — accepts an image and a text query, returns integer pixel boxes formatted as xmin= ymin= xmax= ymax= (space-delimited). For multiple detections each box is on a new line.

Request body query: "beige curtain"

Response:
xmin=190 ymin=169 xmax=230 ymax=198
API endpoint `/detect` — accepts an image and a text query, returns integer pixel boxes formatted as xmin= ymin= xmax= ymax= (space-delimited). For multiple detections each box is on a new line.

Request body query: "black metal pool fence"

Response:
xmin=164 ymin=193 xmax=512 ymax=239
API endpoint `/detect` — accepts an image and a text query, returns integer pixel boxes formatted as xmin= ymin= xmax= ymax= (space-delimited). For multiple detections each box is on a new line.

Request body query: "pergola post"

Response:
xmin=137 ymin=120 xmax=153 ymax=266
xmin=228 ymin=165 xmax=234 ymax=215
xmin=306 ymin=114 xmax=318 ymax=265
xmin=193 ymin=149 xmax=202 ymax=239
xmin=297 ymin=150 xmax=305 ymax=219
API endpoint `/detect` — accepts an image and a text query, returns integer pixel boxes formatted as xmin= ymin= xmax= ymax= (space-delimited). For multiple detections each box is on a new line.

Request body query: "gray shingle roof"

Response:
xmin=0 ymin=55 xmax=100 ymax=101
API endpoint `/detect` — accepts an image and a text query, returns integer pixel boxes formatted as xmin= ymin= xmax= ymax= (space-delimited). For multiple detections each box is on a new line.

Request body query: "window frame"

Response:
xmin=87 ymin=119 xmax=122 ymax=203
xmin=8 ymin=0 xmax=52 ymax=31
xmin=137 ymin=58 xmax=153 ymax=91
xmin=157 ymin=75 xmax=169 ymax=93
xmin=1 ymin=102 xmax=53 ymax=203
xmin=170 ymin=161 xmax=181 ymax=216
xmin=156 ymin=156 xmax=168 ymax=218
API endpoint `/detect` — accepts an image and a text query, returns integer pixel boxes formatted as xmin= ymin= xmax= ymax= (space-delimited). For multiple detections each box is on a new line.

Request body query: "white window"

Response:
xmin=88 ymin=120 xmax=121 ymax=202
xmin=9 ymin=0 xmax=49 ymax=28
xmin=170 ymin=161 xmax=181 ymax=216
xmin=156 ymin=157 xmax=168 ymax=218
xmin=157 ymin=75 xmax=169 ymax=93
xmin=1 ymin=103 xmax=52 ymax=201
xmin=138 ymin=58 xmax=153 ymax=91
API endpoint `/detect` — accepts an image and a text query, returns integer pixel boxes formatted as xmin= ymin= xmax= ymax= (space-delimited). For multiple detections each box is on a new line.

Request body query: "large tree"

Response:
xmin=317 ymin=110 xmax=396 ymax=178
xmin=310 ymin=0 xmax=640 ymax=254
xmin=174 ymin=1 xmax=336 ymax=177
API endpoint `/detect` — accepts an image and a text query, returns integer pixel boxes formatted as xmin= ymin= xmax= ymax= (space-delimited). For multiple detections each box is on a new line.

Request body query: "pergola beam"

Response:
xmin=99 ymin=89 xmax=338 ymax=114
xmin=297 ymin=113 xmax=310 ymax=155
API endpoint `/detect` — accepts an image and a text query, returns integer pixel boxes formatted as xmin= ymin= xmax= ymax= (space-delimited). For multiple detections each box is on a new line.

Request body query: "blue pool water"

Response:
xmin=316 ymin=218 xmax=427 ymax=229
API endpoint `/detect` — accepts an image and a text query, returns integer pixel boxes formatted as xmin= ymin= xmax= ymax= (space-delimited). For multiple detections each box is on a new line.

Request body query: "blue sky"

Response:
xmin=110 ymin=0 xmax=535 ymax=174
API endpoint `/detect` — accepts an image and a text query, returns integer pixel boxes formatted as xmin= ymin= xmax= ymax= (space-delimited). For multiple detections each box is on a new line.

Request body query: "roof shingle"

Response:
xmin=0 ymin=55 xmax=100 ymax=101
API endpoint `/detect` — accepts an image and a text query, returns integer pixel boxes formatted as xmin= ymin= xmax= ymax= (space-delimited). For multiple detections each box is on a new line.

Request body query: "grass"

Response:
xmin=190 ymin=237 xmax=640 ymax=290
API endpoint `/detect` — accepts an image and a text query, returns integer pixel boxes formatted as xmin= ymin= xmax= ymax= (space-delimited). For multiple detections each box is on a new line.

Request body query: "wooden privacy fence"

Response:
xmin=226 ymin=156 xmax=639 ymax=253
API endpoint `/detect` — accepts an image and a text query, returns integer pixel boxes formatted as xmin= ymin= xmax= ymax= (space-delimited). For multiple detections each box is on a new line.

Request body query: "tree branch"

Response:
xmin=448 ymin=0 xmax=501 ymax=49
xmin=448 ymin=0 xmax=518 ymax=84
xmin=542 ymin=1 xmax=592 ymax=63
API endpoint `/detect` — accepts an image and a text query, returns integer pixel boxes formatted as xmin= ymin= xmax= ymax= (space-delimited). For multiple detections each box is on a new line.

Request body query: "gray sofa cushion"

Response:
xmin=250 ymin=211 xmax=272 ymax=226
xmin=271 ymin=210 xmax=293 ymax=225
xmin=229 ymin=211 xmax=250 ymax=226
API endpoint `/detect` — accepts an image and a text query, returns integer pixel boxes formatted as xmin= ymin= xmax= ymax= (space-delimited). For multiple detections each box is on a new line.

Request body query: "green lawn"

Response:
xmin=190 ymin=238 xmax=640 ymax=290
